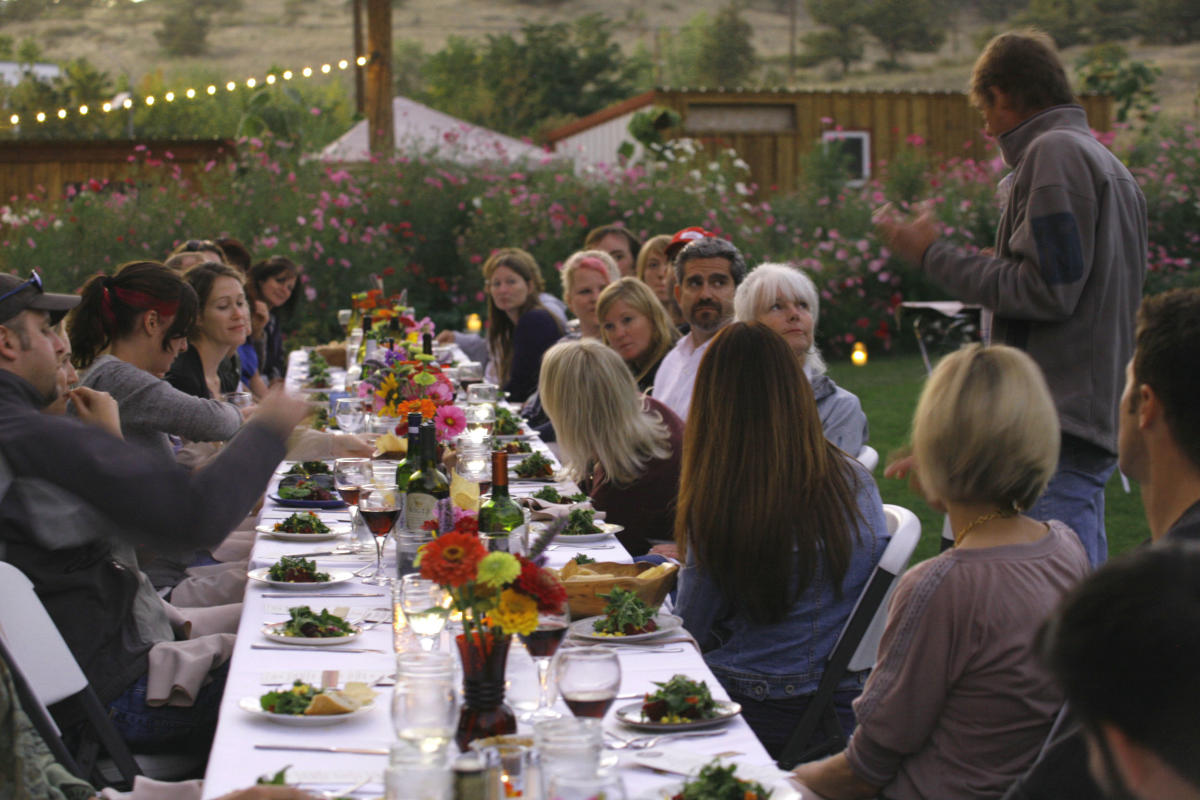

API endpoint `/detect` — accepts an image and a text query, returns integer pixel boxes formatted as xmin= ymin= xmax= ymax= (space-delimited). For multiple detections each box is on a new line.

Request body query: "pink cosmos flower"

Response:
xmin=434 ymin=405 xmax=467 ymax=441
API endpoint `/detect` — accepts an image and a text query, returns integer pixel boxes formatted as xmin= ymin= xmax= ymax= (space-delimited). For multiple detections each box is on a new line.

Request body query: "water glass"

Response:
xmin=466 ymin=383 xmax=500 ymax=405
xmin=544 ymin=770 xmax=626 ymax=800
xmin=399 ymin=574 xmax=452 ymax=652
xmin=223 ymin=391 xmax=252 ymax=408
xmin=334 ymin=397 xmax=366 ymax=434
xmin=391 ymin=672 xmax=458 ymax=759
xmin=533 ymin=717 xmax=603 ymax=780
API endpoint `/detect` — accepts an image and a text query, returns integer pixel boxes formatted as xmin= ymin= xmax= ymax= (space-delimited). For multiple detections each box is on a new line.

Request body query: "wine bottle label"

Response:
xmin=406 ymin=493 xmax=438 ymax=531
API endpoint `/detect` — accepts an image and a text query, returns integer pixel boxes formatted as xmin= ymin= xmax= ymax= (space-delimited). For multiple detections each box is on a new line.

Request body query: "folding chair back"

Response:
xmin=776 ymin=504 xmax=921 ymax=769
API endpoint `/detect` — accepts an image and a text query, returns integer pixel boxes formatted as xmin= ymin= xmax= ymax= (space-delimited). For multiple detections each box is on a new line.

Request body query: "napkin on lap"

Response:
xmin=146 ymin=634 xmax=235 ymax=707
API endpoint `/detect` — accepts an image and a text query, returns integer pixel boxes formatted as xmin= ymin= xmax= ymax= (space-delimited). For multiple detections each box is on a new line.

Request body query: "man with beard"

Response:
xmin=653 ymin=237 xmax=747 ymax=420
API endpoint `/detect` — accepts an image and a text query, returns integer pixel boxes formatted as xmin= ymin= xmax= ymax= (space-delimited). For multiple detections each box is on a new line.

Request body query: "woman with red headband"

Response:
xmin=68 ymin=261 xmax=242 ymax=461
xmin=561 ymin=250 xmax=619 ymax=340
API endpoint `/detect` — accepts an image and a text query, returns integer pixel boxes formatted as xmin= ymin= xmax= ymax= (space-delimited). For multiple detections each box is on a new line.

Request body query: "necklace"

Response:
xmin=954 ymin=509 xmax=1017 ymax=548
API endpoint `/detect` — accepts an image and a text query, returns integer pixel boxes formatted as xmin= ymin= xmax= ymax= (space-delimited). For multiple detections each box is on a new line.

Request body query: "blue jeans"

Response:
xmin=107 ymin=661 xmax=228 ymax=755
xmin=1027 ymin=434 xmax=1116 ymax=567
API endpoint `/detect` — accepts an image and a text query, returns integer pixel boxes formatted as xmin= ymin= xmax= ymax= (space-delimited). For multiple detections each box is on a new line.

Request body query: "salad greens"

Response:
xmin=672 ymin=762 xmax=771 ymax=800
xmin=532 ymin=486 xmax=588 ymax=504
xmin=267 ymin=556 xmax=330 ymax=583
xmin=277 ymin=474 xmax=336 ymax=501
xmin=285 ymin=460 xmax=332 ymax=477
xmin=260 ymin=681 xmax=318 ymax=715
xmin=495 ymin=406 xmax=522 ymax=436
xmin=571 ymin=553 xmax=596 ymax=565
xmin=515 ymin=451 xmax=553 ymax=479
xmin=593 ymin=586 xmax=658 ymax=636
xmin=281 ymin=606 xmax=355 ymax=638
xmin=561 ymin=508 xmax=602 ymax=536
xmin=641 ymin=674 xmax=718 ymax=722
xmin=273 ymin=512 xmax=332 ymax=534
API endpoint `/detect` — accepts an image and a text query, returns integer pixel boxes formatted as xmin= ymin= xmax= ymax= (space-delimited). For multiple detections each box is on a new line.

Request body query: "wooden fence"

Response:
xmin=0 ymin=139 xmax=236 ymax=205
xmin=651 ymin=89 xmax=1114 ymax=195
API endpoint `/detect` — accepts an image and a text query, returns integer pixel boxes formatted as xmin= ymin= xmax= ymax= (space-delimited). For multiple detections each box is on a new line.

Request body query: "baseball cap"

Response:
xmin=664 ymin=226 xmax=717 ymax=260
xmin=0 ymin=272 xmax=80 ymax=325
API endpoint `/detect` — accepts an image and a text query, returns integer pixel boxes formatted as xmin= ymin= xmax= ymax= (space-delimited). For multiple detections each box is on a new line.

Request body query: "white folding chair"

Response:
xmin=776 ymin=504 xmax=921 ymax=769
xmin=0 ymin=561 xmax=200 ymax=788
xmin=855 ymin=445 xmax=880 ymax=473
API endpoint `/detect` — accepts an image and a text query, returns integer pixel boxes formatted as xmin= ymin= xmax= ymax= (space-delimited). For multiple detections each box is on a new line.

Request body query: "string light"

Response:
xmin=4 ymin=55 xmax=361 ymax=129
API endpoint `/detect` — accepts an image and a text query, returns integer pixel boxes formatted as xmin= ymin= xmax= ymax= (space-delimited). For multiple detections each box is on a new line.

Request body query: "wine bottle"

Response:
xmin=422 ymin=332 xmax=433 ymax=356
xmin=394 ymin=411 xmax=424 ymax=492
xmin=406 ymin=421 xmax=449 ymax=532
xmin=478 ymin=451 xmax=524 ymax=552
xmin=360 ymin=314 xmax=377 ymax=362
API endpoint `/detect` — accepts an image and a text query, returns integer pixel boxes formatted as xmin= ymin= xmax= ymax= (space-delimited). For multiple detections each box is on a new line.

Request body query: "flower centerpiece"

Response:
xmin=358 ymin=344 xmax=466 ymax=442
xmin=416 ymin=515 xmax=566 ymax=749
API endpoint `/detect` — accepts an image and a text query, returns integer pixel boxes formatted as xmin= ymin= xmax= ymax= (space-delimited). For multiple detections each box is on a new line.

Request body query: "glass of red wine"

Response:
xmin=519 ymin=606 xmax=570 ymax=722
xmin=555 ymin=646 xmax=621 ymax=720
xmin=334 ymin=457 xmax=372 ymax=554
xmin=358 ymin=482 xmax=400 ymax=585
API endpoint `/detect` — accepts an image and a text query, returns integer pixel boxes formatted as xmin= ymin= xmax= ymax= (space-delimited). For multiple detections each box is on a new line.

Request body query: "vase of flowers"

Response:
xmin=417 ymin=515 xmax=566 ymax=750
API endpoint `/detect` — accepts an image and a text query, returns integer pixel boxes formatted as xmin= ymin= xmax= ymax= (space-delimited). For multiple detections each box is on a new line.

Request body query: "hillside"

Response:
xmin=2 ymin=0 xmax=1196 ymax=120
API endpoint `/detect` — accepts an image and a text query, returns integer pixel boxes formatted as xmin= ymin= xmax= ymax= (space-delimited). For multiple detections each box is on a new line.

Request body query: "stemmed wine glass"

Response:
xmin=519 ymin=605 xmax=570 ymax=722
xmin=334 ymin=397 xmax=366 ymax=434
xmin=399 ymin=574 xmax=452 ymax=652
xmin=334 ymin=457 xmax=371 ymax=554
xmin=555 ymin=646 xmax=621 ymax=720
xmin=358 ymin=483 xmax=400 ymax=585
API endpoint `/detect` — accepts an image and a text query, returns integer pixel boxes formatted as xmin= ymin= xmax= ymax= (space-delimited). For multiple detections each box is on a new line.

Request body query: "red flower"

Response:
xmin=454 ymin=516 xmax=479 ymax=537
xmin=515 ymin=557 xmax=567 ymax=613
xmin=420 ymin=531 xmax=485 ymax=587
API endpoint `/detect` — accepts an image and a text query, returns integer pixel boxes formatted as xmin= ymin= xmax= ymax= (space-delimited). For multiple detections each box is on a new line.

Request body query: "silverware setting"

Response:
xmin=261 ymin=593 xmax=386 ymax=598
xmin=254 ymin=744 xmax=388 ymax=755
xmin=605 ymin=730 xmax=726 ymax=751
xmin=250 ymin=644 xmax=387 ymax=654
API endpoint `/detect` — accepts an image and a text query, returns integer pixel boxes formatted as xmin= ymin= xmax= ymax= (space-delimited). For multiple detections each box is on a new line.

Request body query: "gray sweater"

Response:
xmin=923 ymin=105 xmax=1146 ymax=454
xmin=80 ymin=355 xmax=242 ymax=459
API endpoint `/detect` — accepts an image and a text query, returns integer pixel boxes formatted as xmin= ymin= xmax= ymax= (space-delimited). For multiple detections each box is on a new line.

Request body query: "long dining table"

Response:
xmin=200 ymin=351 xmax=791 ymax=799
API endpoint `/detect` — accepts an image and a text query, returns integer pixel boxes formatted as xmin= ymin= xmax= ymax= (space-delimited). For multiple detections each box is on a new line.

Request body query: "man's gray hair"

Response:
xmin=673 ymin=238 xmax=748 ymax=286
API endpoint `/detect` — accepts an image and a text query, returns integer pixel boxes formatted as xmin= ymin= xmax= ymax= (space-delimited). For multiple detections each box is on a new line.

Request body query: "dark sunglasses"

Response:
xmin=0 ymin=271 xmax=43 ymax=304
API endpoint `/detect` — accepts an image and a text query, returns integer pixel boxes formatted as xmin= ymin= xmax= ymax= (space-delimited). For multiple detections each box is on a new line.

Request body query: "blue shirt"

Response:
xmin=676 ymin=459 xmax=890 ymax=701
xmin=237 ymin=340 xmax=259 ymax=386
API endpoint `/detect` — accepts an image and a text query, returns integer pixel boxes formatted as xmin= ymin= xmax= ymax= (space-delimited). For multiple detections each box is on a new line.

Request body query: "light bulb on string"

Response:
xmin=56 ymin=108 xmax=67 ymax=119
xmin=338 ymin=59 xmax=348 ymax=69
xmin=165 ymin=92 xmax=175 ymax=102
xmin=9 ymin=114 xmax=18 ymax=125
xmin=36 ymin=112 xmax=46 ymax=122
xmin=122 ymin=98 xmax=133 ymax=109
xmin=302 ymin=67 xmax=312 ymax=77
xmin=207 ymin=85 xmax=217 ymax=95
xmin=145 ymin=96 xmax=154 ymax=106
xmin=246 ymin=77 xmax=256 ymax=88
xmin=283 ymin=70 xmax=293 ymax=80
xmin=79 ymin=105 xmax=88 ymax=115
xmin=186 ymin=88 xmax=196 ymax=99
xmin=356 ymin=55 xmax=367 ymax=66
xmin=225 ymin=81 xmax=236 ymax=91
xmin=266 ymin=74 xmax=276 ymax=84
xmin=102 ymin=102 xmax=112 ymax=112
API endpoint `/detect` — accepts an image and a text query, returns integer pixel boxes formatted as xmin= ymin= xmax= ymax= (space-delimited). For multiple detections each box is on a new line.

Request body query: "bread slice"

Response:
xmin=304 ymin=690 xmax=360 ymax=715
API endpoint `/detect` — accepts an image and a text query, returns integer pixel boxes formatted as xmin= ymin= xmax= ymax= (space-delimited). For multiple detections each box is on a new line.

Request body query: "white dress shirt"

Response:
xmin=652 ymin=332 xmax=714 ymax=422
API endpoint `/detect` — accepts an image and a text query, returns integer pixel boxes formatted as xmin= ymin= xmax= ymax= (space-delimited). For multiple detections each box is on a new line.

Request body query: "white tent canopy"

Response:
xmin=319 ymin=96 xmax=548 ymax=164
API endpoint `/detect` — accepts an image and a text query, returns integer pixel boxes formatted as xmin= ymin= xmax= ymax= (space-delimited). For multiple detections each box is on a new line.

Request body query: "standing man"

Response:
xmin=877 ymin=30 xmax=1147 ymax=565
xmin=653 ymin=237 xmax=747 ymax=420
xmin=584 ymin=223 xmax=640 ymax=278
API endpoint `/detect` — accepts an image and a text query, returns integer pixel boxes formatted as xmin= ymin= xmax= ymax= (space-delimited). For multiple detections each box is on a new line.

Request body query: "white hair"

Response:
xmin=734 ymin=262 xmax=826 ymax=376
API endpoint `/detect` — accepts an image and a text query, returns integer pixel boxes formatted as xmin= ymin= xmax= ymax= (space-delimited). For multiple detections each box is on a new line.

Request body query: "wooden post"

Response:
xmin=365 ymin=0 xmax=394 ymax=157
xmin=353 ymin=0 xmax=365 ymax=115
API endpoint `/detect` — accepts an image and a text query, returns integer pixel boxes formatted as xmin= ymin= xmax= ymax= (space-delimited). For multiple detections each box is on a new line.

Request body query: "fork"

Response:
xmin=605 ymin=730 xmax=725 ymax=750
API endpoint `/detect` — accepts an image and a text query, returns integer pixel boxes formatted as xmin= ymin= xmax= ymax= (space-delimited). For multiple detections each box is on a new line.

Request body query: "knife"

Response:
xmin=254 ymin=744 xmax=388 ymax=755
xmin=261 ymin=593 xmax=385 ymax=598
xmin=251 ymin=645 xmax=387 ymax=654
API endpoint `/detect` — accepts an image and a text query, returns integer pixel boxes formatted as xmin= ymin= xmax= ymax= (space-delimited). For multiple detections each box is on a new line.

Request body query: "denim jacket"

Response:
xmin=676 ymin=460 xmax=890 ymax=702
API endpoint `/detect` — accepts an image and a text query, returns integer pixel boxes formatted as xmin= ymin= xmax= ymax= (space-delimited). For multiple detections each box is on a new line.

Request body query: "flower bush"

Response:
xmin=2 ymin=120 xmax=1195 ymax=360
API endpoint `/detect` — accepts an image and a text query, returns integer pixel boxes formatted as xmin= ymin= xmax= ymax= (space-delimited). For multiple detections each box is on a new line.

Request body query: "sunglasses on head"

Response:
xmin=182 ymin=239 xmax=220 ymax=253
xmin=0 ymin=271 xmax=43 ymax=304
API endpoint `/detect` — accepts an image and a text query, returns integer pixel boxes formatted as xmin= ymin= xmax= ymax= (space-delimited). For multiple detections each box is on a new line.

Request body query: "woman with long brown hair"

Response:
xmin=675 ymin=322 xmax=889 ymax=758
xmin=483 ymin=248 xmax=563 ymax=403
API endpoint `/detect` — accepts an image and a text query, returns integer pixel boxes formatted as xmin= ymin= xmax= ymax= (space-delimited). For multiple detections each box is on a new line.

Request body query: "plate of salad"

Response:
xmin=242 ymin=680 xmax=377 ymax=726
xmin=276 ymin=460 xmax=334 ymax=477
xmin=570 ymin=587 xmax=681 ymax=641
xmin=640 ymin=762 xmax=785 ymax=800
xmin=615 ymin=675 xmax=741 ymax=732
xmin=270 ymin=474 xmax=347 ymax=509
xmin=257 ymin=512 xmax=351 ymax=541
xmin=512 ymin=452 xmax=556 ymax=481
xmin=261 ymin=606 xmax=361 ymax=645
xmin=248 ymin=557 xmax=355 ymax=588
xmin=531 ymin=510 xmax=623 ymax=543
xmin=529 ymin=486 xmax=590 ymax=504
xmin=493 ymin=406 xmax=530 ymax=438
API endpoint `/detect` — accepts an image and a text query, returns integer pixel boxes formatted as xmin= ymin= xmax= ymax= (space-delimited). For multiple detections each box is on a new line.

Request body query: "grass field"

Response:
xmin=826 ymin=353 xmax=1149 ymax=565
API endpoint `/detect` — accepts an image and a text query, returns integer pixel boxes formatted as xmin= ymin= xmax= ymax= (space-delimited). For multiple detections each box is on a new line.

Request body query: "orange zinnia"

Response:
xmin=420 ymin=530 xmax=485 ymax=588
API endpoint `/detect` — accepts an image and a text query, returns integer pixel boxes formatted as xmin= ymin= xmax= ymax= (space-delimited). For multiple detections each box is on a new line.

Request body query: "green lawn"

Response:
xmin=827 ymin=354 xmax=1149 ymax=564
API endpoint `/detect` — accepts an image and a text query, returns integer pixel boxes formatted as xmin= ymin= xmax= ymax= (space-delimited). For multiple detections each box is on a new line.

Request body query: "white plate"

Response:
xmin=247 ymin=567 xmax=356 ymax=589
xmin=569 ymin=613 xmax=682 ymax=642
xmin=261 ymin=621 xmax=362 ymax=646
xmin=274 ymin=461 xmax=334 ymax=477
xmin=495 ymin=432 xmax=534 ymax=441
xmin=531 ymin=521 xmax=622 ymax=543
xmin=615 ymin=699 xmax=742 ymax=732
xmin=238 ymin=696 xmax=375 ymax=727
xmin=635 ymin=776 xmax=798 ymax=800
xmin=256 ymin=523 xmax=352 ymax=542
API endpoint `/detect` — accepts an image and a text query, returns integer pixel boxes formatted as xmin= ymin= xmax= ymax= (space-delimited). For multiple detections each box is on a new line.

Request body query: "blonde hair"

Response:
xmin=913 ymin=344 xmax=1059 ymax=511
xmin=538 ymin=339 xmax=673 ymax=487
xmin=597 ymin=277 xmax=679 ymax=383
xmin=734 ymin=262 xmax=826 ymax=375
xmin=561 ymin=250 xmax=619 ymax=301
xmin=636 ymin=235 xmax=672 ymax=282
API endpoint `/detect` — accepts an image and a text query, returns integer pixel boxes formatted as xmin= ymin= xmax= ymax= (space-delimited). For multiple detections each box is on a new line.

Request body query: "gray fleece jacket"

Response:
xmin=922 ymin=105 xmax=1146 ymax=454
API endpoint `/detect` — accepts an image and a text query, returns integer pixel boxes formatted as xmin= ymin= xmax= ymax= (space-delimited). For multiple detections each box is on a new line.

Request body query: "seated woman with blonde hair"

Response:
xmin=560 ymin=249 xmax=618 ymax=339
xmin=538 ymin=338 xmax=683 ymax=555
xmin=598 ymin=277 xmax=679 ymax=393
xmin=793 ymin=344 xmax=1090 ymax=799
xmin=734 ymin=262 xmax=868 ymax=454
xmin=636 ymin=233 xmax=684 ymax=327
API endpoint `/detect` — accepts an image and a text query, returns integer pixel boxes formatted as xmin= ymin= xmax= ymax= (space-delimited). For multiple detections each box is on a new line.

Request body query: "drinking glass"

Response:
xmin=223 ymin=391 xmax=252 ymax=409
xmin=533 ymin=717 xmax=603 ymax=782
xmin=334 ymin=457 xmax=372 ymax=553
xmin=399 ymin=574 xmax=452 ymax=652
xmin=519 ymin=606 xmax=570 ymax=722
xmin=457 ymin=362 xmax=483 ymax=395
xmin=555 ymin=646 xmax=621 ymax=720
xmin=464 ymin=403 xmax=495 ymax=446
xmin=455 ymin=435 xmax=491 ymax=495
xmin=391 ymin=666 xmax=458 ymax=759
xmin=359 ymin=483 xmax=400 ymax=584
xmin=334 ymin=397 xmax=366 ymax=434
xmin=545 ymin=770 xmax=627 ymax=800
xmin=466 ymin=383 xmax=500 ymax=405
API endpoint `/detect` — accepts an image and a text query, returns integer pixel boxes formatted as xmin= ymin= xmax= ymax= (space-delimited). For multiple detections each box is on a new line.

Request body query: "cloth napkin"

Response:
xmin=146 ymin=633 xmax=235 ymax=707
xmin=100 ymin=777 xmax=203 ymax=800
xmin=519 ymin=498 xmax=601 ymax=522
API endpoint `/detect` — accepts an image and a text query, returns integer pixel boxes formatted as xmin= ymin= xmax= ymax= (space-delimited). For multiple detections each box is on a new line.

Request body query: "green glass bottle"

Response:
xmin=478 ymin=451 xmax=524 ymax=552
xmin=405 ymin=421 xmax=449 ymax=532
xmin=394 ymin=411 xmax=424 ymax=491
